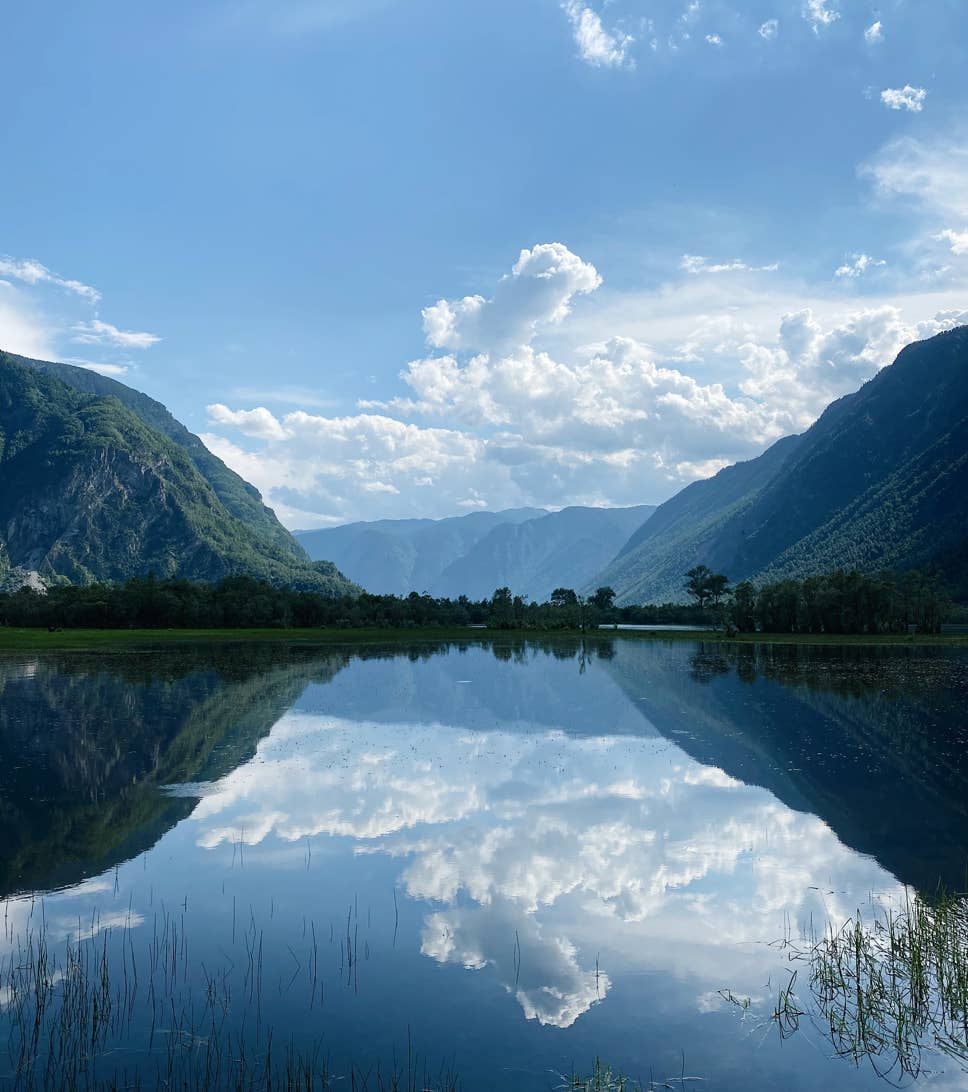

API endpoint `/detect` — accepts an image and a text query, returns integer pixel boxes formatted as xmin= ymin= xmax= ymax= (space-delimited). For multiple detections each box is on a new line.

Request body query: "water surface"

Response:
xmin=1 ymin=637 xmax=967 ymax=1090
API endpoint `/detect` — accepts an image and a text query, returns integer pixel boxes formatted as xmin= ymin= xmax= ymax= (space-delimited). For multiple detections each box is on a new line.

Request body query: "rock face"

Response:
xmin=0 ymin=351 xmax=356 ymax=593
xmin=593 ymin=326 xmax=968 ymax=603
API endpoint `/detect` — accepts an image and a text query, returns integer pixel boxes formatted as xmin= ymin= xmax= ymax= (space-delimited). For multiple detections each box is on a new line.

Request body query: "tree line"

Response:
xmin=683 ymin=564 xmax=950 ymax=635
xmin=0 ymin=576 xmax=622 ymax=631
xmin=0 ymin=566 xmax=952 ymax=634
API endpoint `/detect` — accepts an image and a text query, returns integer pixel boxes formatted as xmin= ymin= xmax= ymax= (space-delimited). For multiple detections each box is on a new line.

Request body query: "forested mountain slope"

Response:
xmin=594 ymin=326 xmax=968 ymax=602
xmin=7 ymin=351 xmax=304 ymax=566
xmin=0 ymin=353 xmax=355 ymax=592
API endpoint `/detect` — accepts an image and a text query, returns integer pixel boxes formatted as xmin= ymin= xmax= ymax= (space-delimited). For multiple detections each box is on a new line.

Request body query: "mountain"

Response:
xmin=432 ymin=505 xmax=656 ymax=601
xmin=297 ymin=505 xmax=654 ymax=599
xmin=594 ymin=326 xmax=968 ymax=603
xmin=0 ymin=350 xmax=356 ymax=593
xmin=296 ymin=508 xmax=546 ymax=595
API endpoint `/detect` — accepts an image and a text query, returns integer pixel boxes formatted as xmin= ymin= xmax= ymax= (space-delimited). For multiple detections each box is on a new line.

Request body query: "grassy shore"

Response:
xmin=0 ymin=625 xmax=965 ymax=651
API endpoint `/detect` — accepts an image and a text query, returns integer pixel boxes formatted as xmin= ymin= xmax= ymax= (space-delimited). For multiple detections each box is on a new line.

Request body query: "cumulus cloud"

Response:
xmin=681 ymin=255 xmax=778 ymax=275
xmin=389 ymin=338 xmax=783 ymax=452
xmin=422 ymin=243 xmax=601 ymax=354
xmin=705 ymin=33 xmax=722 ymax=46
xmin=738 ymin=306 xmax=968 ymax=423
xmin=205 ymin=242 xmax=966 ymax=524
xmin=0 ymin=256 xmax=101 ymax=304
xmin=72 ymin=319 xmax=161 ymax=349
xmin=202 ymin=409 xmax=488 ymax=524
xmin=864 ymin=20 xmax=882 ymax=43
xmin=207 ymin=403 xmax=289 ymax=441
xmin=758 ymin=19 xmax=779 ymax=40
xmin=935 ymin=229 xmax=968 ymax=256
xmin=561 ymin=1 xmax=634 ymax=69
xmin=803 ymin=0 xmax=839 ymax=31
xmin=834 ymin=253 xmax=886 ymax=279
xmin=880 ymin=85 xmax=927 ymax=113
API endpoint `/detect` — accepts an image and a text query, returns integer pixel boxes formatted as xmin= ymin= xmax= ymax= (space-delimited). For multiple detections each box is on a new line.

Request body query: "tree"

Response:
xmin=591 ymin=586 xmax=616 ymax=611
xmin=550 ymin=587 xmax=579 ymax=608
xmin=490 ymin=587 xmax=514 ymax=628
xmin=731 ymin=581 xmax=757 ymax=632
xmin=707 ymin=573 xmax=730 ymax=605
xmin=684 ymin=565 xmax=715 ymax=608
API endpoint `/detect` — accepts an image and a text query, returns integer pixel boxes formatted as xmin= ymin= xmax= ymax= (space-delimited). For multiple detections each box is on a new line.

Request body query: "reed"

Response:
xmin=762 ymin=887 xmax=968 ymax=1079
xmin=0 ymin=901 xmax=462 ymax=1092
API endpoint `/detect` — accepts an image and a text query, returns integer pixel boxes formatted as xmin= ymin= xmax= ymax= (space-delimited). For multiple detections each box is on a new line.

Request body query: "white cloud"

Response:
xmin=880 ymin=85 xmax=927 ymax=113
xmin=681 ymin=255 xmax=778 ymax=275
xmin=834 ymin=253 xmax=886 ymax=279
xmin=64 ymin=358 xmax=131 ymax=377
xmin=803 ymin=0 xmax=839 ymax=32
xmin=422 ymin=243 xmax=601 ymax=355
xmin=705 ymin=33 xmax=723 ymax=46
xmin=758 ymin=19 xmax=779 ymax=40
xmin=561 ymin=1 xmax=634 ymax=69
xmin=72 ymin=319 xmax=161 ymax=349
xmin=863 ymin=134 xmax=968 ymax=221
xmin=207 ymin=403 xmax=289 ymax=440
xmin=202 ymin=409 xmax=489 ymax=524
xmin=738 ymin=305 xmax=968 ymax=422
xmin=862 ymin=135 xmax=968 ymax=272
xmin=0 ymin=256 xmax=101 ymax=304
xmin=206 ymin=239 xmax=967 ymax=525
xmin=935 ymin=229 xmax=968 ymax=256
xmin=864 ymin=20 xmax=882 ymax=43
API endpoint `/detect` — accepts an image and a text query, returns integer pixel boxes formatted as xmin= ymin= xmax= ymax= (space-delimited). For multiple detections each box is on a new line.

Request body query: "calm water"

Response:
xmin=1 ymin=637 xmax=968 ymax=1090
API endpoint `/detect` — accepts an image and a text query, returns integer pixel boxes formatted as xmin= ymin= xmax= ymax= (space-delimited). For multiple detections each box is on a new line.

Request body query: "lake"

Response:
xmin=2 ymin=636 xmax=967 ymax=1090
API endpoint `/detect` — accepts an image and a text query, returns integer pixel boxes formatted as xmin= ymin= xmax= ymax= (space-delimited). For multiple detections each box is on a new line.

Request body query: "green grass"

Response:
xmin=0 ymin=626 xmax=966 ymax=652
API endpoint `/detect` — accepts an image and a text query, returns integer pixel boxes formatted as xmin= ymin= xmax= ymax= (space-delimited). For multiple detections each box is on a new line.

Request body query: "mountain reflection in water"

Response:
xmin=1 ymin=638 xmax=966 ymax=1090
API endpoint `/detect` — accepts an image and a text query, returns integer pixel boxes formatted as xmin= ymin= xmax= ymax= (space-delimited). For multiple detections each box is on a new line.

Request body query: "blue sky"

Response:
xmin=2 ymin=0 xmax=966 ymax=526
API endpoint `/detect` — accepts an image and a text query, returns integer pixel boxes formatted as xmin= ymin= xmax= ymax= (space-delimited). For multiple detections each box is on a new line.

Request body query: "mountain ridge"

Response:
xmin=0 ymin=351 xmax=356 ymax=593
xmin=298 ymin=504 xmax=655 ymax=600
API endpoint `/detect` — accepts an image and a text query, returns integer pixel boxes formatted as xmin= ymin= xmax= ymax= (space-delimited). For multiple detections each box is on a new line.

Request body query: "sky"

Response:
xmin=1 ymin=0 xmax=967 ymax=528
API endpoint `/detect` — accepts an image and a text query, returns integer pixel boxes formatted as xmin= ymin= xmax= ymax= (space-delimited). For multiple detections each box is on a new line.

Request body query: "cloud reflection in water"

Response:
xmin=185 ymin=710 xmax=900 ymax=1028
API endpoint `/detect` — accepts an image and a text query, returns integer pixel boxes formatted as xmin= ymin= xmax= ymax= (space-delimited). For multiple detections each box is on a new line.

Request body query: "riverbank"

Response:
xmin=0 ymin=626 xmax=966 ymax=651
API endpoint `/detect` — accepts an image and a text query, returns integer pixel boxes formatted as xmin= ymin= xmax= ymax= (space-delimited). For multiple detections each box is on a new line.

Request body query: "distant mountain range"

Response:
xmin=593 ymin=325 xmax=968 ymax=603
xmin=0 ymin=351 xmax=356 ymax=594
xmin=297 ymin=504 xmax=654 ymax=600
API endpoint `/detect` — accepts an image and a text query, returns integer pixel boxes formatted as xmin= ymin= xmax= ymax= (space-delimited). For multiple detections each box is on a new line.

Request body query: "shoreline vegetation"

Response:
xmin=0 ymin=627 xmax=965 ymax=652
xmin=0 ymin=566 xmax=963 ymax=649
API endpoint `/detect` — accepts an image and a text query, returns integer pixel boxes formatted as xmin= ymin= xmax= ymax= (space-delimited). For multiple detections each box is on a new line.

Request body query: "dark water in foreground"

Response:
xmin=1 ymin=637 xmax=967 ymax=1090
